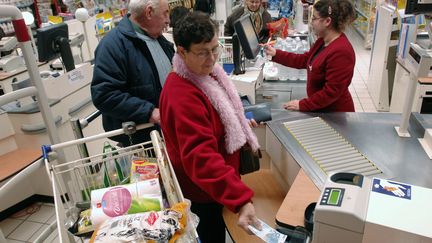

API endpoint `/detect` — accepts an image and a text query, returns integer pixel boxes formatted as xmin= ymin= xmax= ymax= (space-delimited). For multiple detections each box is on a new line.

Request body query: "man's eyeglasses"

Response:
xmin=188 ymin=46 xmax=222 ymax=59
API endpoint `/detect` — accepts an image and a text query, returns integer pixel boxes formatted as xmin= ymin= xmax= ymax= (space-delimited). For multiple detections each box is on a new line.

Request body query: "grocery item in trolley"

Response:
xmin=90 ymin=202 xmax=188 ymax=243
xmin=90 ymin=178 xmax=164 ymax=226
xmin=42 ymin=127 xmax=199 ymax=242
xmin=130 ymin=157 xmax=160 ymax=182
xmin=76 ymin=209 xmax=94 ymax=236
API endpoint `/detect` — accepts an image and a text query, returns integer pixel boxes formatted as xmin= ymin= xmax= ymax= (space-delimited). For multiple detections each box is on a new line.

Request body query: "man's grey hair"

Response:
xmin=128 ymin=0 xmax=160 ymax=17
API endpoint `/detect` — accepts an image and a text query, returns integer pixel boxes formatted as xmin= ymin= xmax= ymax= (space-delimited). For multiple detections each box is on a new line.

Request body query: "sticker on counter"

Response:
xmin=372 ymin=178 xmax=411 ymax=200
xmin=67 ymin=69 xmax=85 ymax=84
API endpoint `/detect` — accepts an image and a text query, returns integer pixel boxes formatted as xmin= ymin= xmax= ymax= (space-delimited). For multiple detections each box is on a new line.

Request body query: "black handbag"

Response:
xmin=239 ymin=144 xmax=262 ymax=175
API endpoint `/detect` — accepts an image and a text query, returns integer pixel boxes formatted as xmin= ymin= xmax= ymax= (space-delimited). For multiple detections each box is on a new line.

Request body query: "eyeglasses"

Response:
xmin=187 ymin=46 xmax=222 ymax=59
xmin=311 ymin=16 xmax=323 ymax=21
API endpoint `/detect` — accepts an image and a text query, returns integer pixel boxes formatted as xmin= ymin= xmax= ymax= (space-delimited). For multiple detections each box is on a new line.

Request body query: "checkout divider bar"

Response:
xmin=284 ymin=117 xmax=384 ymax=178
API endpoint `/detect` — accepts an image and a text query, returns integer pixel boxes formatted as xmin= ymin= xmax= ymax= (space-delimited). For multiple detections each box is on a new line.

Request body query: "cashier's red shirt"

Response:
xmin=272 ymin=33 xmax=355 ymax=112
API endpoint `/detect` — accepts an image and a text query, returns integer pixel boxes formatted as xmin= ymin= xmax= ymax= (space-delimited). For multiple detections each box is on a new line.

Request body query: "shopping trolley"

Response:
xmin=218 ymin=36 xmax=233 ymax=65
xmin=35 ymin=123 xmax=199 ymax=243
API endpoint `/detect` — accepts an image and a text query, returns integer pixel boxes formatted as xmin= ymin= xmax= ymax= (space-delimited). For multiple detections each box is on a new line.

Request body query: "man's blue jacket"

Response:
xmin=91 ymin=15 xmax=174 ymax=145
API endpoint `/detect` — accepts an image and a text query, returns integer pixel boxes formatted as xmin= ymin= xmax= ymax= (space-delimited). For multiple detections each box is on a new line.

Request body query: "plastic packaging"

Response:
xmin=90 ymin=202 xmax=188 ymax=243
xmin=90 ymin=178 xmax=163 ymax=226
xmin=130 ymin=157 xmax=159 ymax=182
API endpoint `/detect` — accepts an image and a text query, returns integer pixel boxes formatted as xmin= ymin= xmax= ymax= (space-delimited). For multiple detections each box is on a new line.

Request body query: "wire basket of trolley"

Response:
xmin=36 ymin=122 xmax=200 ymax=243
xmin=218 ymin=36 xmax=236 ymax=75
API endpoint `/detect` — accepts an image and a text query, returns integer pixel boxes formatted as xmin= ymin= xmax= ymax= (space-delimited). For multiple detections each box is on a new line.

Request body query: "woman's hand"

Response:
xmin=264 ymin=44 xmax=276 ymax=57
xmin=283 ymin=100 xmax=300 ymax=110
xmin=248 ymin=119 xmax=259 ymax=128
xmin=237 ymin=202 xmax=261 ymax=234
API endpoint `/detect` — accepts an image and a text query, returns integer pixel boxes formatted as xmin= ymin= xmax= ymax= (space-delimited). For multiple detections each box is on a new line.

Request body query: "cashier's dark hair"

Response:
xmin=173 ymin=11 xmax=218 ymax=50
xmin=313 ymin=0 xmax=356 ymax=32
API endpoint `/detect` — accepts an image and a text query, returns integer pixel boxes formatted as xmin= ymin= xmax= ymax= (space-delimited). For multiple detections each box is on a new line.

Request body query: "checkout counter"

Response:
xmin=232 ymin=45 xmax=432 ymax=240
xmin=265 ymin=110 xmax=432 ymax=242
xmin=229 ymin=62 xmax=432 ymax=242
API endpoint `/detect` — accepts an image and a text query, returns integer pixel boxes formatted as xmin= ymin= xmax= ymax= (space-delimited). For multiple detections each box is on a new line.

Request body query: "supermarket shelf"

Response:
xmin=356 ymin=7 xmax=369 ymax=19
xmin=16 ymin=3 xmax=33 ymax=8
xmin=353 ymin=24 xmax=366 ymax=39
xmin=0 ymin=18 xmax=11 ymax=24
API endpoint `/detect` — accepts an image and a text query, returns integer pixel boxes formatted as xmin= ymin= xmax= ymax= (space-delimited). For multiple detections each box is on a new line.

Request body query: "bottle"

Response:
xmin=268 ymin=0 xmax=279 ymax=10
xmin=7 ymin=22 xmax=13 ymax=33
xmin=279 ymin=0 xmax=293 ymax=18
xmin=294 ymin=0 xmax=308 ymax=33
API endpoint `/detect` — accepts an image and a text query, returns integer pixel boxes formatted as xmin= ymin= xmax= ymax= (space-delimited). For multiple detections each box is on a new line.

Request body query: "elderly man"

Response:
xmin=224 ymin=0 xmax=272 ymax=42
xmin=91 ymin=0 xmax=174 ymax=146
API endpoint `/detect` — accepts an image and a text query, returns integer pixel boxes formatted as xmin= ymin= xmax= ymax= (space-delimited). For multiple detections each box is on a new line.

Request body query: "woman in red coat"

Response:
xmin=159 ymin=12 xmax=261 ymax=242
xmin=265 ymin=0 xmax=357 ymax=112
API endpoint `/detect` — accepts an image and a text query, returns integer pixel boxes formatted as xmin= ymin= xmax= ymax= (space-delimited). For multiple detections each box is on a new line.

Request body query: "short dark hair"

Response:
xmin=193 ymin=0 xmax=215 ymax=15
xmin=169 ymin=6 xmax=189 ymax=28
xmin=314 ymin=0 xmax=356 ymax=32
xmin=173 ymin=11 xmax=218 ymax=50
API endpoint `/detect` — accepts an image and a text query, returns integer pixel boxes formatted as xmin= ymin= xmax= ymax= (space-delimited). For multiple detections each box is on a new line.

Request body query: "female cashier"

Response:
xmin=265 ymin=0 xmax=357 ymax=112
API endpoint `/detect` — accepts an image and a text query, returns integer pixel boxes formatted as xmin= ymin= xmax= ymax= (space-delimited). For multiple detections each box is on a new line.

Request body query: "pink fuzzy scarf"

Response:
xmin=172 ymin=54 xmax=260 ymax=154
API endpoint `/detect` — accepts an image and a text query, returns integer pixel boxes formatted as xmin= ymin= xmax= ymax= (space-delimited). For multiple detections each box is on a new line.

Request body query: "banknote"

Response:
xmin=248 ymin=219 xmax=287 ymax=243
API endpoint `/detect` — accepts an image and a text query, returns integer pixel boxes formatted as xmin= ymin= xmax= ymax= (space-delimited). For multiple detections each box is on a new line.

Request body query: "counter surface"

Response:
xmin=275 ymin=168 xmax=320 ymax=227
xmin=267 ymin=111 xmax=432 ymax=189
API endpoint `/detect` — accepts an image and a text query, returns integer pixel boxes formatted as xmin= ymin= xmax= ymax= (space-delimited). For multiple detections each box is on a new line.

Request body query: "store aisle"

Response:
xmin=345 ymin=27 xmax=377 ymax=112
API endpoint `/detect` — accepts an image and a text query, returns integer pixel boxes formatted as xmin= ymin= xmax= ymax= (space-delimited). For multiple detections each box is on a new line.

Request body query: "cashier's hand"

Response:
xmin=264 ymin=44 xmax=276 ymax=57
xmin=238 ymin=202 xmax=261 ymax=234
xmin=378 ymin=180 xmax=406 ymax=197
xmin=283 ymin=100 xmax=300 ymax=111
xmin=149 ymin=108 xmax=160 ymax=124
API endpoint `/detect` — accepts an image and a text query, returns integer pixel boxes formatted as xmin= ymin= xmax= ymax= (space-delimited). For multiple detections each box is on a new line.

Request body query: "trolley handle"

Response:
xmin=42 ymin=122 xmax=153 ymax=157
xmin=79 ymin=110 xmax=101 ymax=128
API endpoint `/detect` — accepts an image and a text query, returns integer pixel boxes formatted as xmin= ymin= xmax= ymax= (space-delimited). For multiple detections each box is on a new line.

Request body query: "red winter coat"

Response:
xmin=159 ymin=72 xmax=254 ymax=213
xmin=272 ymin=33 xmax=355 ymax=112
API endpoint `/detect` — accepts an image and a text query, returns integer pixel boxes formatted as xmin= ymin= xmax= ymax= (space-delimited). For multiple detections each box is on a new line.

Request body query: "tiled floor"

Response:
xmin=0 ymin=26 xmax=376 ymax=243
xmin=345 ymin=27 xmax=377 ymax=112
xmin=0 ymin=203 xmax=58 ymax=243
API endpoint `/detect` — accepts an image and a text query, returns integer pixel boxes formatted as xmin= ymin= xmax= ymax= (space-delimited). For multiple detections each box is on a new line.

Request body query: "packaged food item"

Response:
xmin=267 ymin=17 xmax=289 ymax=39
xmin=90 ymin=203 xmax=188 ymax=243
xmin=77 ymin=209 xmax=94 ymax=235
xmin=130 ymin=157 xmax=159 ymax=182
xmin=90 ymin=178 xmax=163 ymax=226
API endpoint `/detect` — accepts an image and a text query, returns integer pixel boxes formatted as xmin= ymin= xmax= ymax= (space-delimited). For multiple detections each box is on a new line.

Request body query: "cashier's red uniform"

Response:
xmin=272 ymin=33 xmax=355 ymax=112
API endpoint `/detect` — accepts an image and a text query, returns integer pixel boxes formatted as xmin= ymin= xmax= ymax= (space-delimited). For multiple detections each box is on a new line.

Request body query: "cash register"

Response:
xmin=313 ymin=172 xmax=432 ymax=243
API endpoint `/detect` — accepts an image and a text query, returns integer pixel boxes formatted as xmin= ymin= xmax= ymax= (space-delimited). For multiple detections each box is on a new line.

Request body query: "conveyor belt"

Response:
xmin=284 ymin=117 xmax=383 ymax=177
